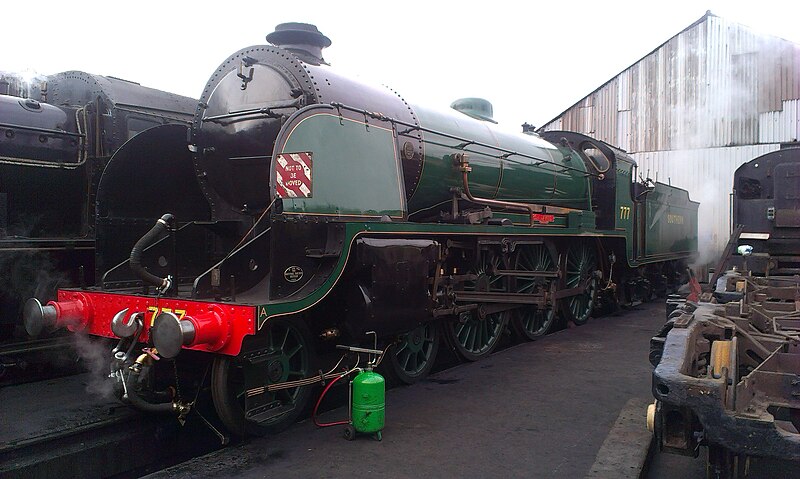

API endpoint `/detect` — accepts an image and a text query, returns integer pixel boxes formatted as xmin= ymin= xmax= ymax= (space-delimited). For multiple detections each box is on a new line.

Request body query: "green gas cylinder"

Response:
xmin=351 ymin=370 xmax=385 ymax=434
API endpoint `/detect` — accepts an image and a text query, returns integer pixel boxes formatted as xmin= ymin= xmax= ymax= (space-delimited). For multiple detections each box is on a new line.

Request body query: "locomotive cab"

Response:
xmin=539 ymin=130 xmax=621 ymax=230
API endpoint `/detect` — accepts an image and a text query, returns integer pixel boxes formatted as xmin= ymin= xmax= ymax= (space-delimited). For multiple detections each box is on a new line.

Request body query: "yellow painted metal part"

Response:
xmin=646 ymin=401 xmax=657 ymax=432
xmin=710 ymin=340 xmax=732 ymax=379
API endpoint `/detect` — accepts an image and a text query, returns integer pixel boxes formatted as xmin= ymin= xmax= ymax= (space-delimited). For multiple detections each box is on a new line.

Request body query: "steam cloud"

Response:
xmin=691 ymin=182 xmax=724 ymax=269
xmin=0 ymin=69 xmax=47 ymax=98
xmin=71 ymin=332 xmax=115 ymax=399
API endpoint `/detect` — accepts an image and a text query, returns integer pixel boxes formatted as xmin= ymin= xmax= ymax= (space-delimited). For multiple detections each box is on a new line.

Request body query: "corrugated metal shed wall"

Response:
xmin=634 ymin=144 xmax=779 ymax=262
xmin=542 ymin=15 xmax=800 ymax=151
xmin=540 ymin=14 xmax=800 ymax=254
xmin=760 ymin=100 xmax=800 ymax=142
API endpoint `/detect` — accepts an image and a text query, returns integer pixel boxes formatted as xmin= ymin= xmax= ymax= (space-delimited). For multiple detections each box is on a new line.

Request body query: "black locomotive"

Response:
xmin=0 ymin=71 xmax=196 ymax=342
xmin=648 ymin=145 xmax=800 ymax=478
xmin=729 ymin=143 xmax=800 ymax=275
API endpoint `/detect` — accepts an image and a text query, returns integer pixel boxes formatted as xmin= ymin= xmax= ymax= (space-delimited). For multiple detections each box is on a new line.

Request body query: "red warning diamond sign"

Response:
xmin=275 ymin=152 xmax=313 ymax=199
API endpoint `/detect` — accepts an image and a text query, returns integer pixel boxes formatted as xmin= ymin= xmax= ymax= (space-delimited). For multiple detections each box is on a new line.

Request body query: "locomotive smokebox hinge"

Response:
xmin=238 ymin=58 xmax=255 ymax=90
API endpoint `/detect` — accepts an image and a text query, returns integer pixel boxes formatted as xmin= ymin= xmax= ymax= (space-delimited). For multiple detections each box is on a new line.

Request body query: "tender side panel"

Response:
xmin=644 ymin=183 xmax=699 ymax=258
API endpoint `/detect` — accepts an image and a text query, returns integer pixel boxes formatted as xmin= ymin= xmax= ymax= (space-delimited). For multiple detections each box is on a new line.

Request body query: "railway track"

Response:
xmin=0 ymin=337 xmax=70 ymax=356
xmin=0 ymin=372 xmax=222 ymax=478
xmin=0 ymin=336 xmax=80 ymax=386
xmin=1 ymin=406 xmax=138 ymax=478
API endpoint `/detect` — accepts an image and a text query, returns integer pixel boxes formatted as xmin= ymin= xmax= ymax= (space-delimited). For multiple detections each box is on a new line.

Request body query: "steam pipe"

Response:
xmin=130 ymin=214 xmax=174 ymax=292
xmin=330 ymin=102 xmax=602 ymax=178
xmin=453 ymin=153 xmax=576 ymax=223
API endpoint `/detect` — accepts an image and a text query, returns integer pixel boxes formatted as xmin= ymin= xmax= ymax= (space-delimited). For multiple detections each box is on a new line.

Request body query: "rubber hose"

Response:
xmin=130 ymin=213 xmax=174 ymax=289
xmin=123 ymin=369 xmax=175 ymax=414
xmin=312 ymin=373 xmax=350 ymax=427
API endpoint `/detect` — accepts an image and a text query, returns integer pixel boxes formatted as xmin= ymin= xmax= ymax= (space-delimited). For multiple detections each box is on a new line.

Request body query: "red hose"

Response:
xmin=312 ymin=373 xmax=350 ymax=427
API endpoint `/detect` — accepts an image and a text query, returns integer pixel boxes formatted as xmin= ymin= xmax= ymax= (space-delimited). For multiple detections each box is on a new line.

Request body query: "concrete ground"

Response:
xmin=149 ymin=303 xmax=663 ymax=479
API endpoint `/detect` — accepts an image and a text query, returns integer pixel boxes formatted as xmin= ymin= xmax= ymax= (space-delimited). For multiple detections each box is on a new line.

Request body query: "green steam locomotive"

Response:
xmin=24 ymin=22 xmax=698 ymax=435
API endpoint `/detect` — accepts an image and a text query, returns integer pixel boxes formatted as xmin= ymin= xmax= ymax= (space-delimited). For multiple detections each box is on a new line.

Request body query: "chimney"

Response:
xmin=266 ymin=22 xmax=332 ymax=65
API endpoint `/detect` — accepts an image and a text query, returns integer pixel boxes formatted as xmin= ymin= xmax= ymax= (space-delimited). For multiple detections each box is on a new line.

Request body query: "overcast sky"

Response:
xmin=3 ymin=0 xmax=797 ymax=129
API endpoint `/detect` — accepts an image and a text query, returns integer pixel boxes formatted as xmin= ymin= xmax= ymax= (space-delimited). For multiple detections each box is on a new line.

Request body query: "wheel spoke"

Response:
xmin=280 ymin=327 xmax=290 ymax=350
xmin=388 ymin=323 xmax=440 ymax=383
xmin=283 ymin=343 xmax=301 ymax=360
xmin=456 ymin=322 xmax=467 ymax=342
xmin=467 ymin=323 xmax=478 ymax=351
xmin=410 ymin=353 xmax=419 ymax=371
xmin=561 ymin=241 xmax=597 ymax=325
xmin=395 ymin=342 xmax=408 ymax=354
xmin=401 ymin=349 xmax=411 ymax=369
xmin=510 ymin=243 xmax=557 ymax=340
xmin=446 ymin=248 xmax=509 ymax=360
